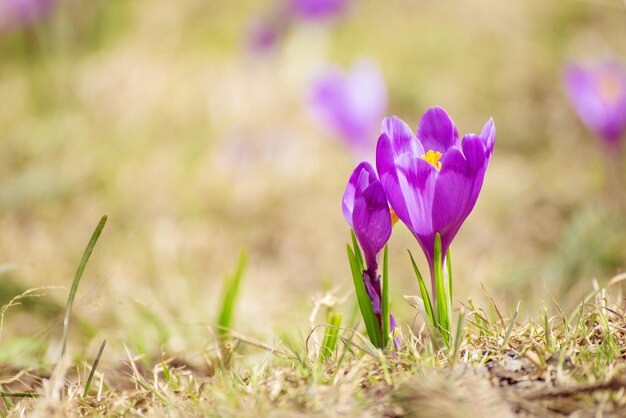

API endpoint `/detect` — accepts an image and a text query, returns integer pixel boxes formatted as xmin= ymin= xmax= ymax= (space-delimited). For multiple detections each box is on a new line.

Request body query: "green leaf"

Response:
xmin=434 ymin=233 xmax=450 ymax=346
xmin=62 ymin=215 xmax=108 ymax=357
xmin=217 ymin=251 xmax=248 ymax=335
xmin=408 ymin=250 xmax=435 ymax=328
xmin=347 ymin=244 xmax=382 ymax=348
xmin=350 ymin=230 xmax=365 ymax=270
xmin=381 ymin=245 xmax=390 ymax=348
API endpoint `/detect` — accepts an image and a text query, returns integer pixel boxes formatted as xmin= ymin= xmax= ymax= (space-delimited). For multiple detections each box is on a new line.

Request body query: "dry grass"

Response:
xmin=1 ymin=275 xmax=626 ymax=417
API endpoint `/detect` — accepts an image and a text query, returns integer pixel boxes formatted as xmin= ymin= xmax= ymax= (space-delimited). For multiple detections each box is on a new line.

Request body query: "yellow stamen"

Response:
xmin=421 ymin=149 xmax=442 ymax=170
xmin=598 ymin=70 xmax=623 ymax=105
xmin=390 ymin=207 xmax=399 ymax=226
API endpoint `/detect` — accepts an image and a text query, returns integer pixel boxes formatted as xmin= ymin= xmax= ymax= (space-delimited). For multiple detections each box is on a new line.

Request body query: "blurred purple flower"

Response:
xmin=246 ymin=19 xmax=281 ymax=55
xmin=342 ymin=161 xmax=396 ymax=332
xmin=376 ymin=107 xmax=495 ymax=276
xmin=290 ymin=0 xmax=349 ymax=21
xmin=565 ymin=60 xmax=626 ymax=148
xmin=0 ymin=0 xmax=55 ymax=32
xmin=310 ymin=60 xmax=387 ymax=157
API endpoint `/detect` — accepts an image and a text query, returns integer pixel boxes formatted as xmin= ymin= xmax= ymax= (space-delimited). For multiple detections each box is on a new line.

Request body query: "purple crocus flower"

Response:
xmin=376 ymin=107 xmax=495 ymax=284
xmin=290 ymin=0 xmax=349 ymax=21
xmin=0 ymin=0 xmax=55 ymax=32
xmin=564 ymin=60 xmax=626 ymax=149
xmin=310 ymin=60 xmax=387 ymax=159
xmin=342 ymin=161 xmax=396 ymax=332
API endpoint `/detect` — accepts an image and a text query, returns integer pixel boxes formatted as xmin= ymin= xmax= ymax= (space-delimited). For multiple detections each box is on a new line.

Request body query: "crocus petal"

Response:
xmin=416 ymin=107 xmax=460 ymax=153
xmin=381 ymin=116 xmax=424 ymax=157
xmin=461 ymin=134 xmax=490 ymax=220
xmin=462 ymin=134 xmax=488 ymax=175
xmin=342 ymin=162 xmax=377 ymax=227
xmin=352 ymin=180 xmax=392 ymax=271
xmin=429 ymin=150 xmax=465 ymax=249
xmin=377 ymin=132 xmax=438 ymax=258
xmin=432 ymin=136 xmax=488 ymax=254
xmin=480 ymin=118 xmax=496 ymax=158
xmin=376 ymin=134 xmax=414 ymax=230
xmin=399 ymin=157 xmax=438 ymax=240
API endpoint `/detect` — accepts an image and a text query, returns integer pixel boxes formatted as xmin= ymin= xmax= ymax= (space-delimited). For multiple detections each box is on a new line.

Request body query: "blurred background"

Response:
xmin=0 ymin=0 xmax=625 ymax=366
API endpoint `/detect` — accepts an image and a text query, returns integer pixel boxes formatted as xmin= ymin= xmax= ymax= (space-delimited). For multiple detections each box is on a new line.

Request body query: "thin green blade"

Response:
xmin=408 ymin=250 xmax=435 ymax=328
xmin=347 ymin=244 xmax=382 ymax=348
xmin=62 ymin=215 xmax=108 ymax=357
xmin=83 ymin=339 xmax=106 ymax=397
xmin=217 ymin=251 xmax=248 ymax=335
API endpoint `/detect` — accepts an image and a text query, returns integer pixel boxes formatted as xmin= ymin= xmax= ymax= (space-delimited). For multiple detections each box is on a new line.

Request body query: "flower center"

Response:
xmin=597 ymin=70 xmax=623 ymax=105
xmin=390 ymin=207 xmax=399 ymax=226
xmin=421 ymin=150 xmax=442 ymax=170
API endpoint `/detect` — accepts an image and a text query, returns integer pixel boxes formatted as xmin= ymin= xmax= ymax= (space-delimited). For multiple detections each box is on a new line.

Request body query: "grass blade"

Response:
xmin=62 ymin=215 xmax=108 ymax=357
xmin=407 ymin=250 xmax=435 ymax=328
xmin=450 ymin=309 xmax=465 ymax=365
xmin=83 ymin=339 xmax=106 ymax=397
xmin=319 ymin=311 xmax=342 ymax=361
xmin=381 ymin=245 xmax=390 ymax=348
xmin=0 ymin=392 xmax=42 ymax=398
xmin=501 ymin=302 xmax=520 ymax=349
xmin=347 ymin=244 xmax=381 ymax=348
xmin=217 ymin=251 xmax=248 ymax=335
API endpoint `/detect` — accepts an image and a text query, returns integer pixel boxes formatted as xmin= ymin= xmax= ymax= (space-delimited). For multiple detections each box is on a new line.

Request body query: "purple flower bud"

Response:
xmin=342 ymin=162 xmax=392 ymax=273
xmin=343 ymin=162 xmax=396 ymax=334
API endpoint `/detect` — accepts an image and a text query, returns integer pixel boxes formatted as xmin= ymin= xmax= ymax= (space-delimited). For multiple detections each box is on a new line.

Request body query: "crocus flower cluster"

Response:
xmin=342 ymin=162 xmax=396 ymax=334
xmin=0 ymin=0 xmax=55 ymax=33
xmin=343 ymin=106 xmax=495 ymax=346
xmin=564 ymin=60 xmax=626 ymax=149
xmin=310 ymin=60 xmax=387 ymax=158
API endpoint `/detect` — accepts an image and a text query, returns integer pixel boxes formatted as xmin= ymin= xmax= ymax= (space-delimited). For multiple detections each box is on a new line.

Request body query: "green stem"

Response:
xmin=446 ymin=247 xmax=453 ymax=314
xmin=381 ymin=246 xmax=390 ymax=348
xmin=433 ymin=234 xmax=450 ymax=346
